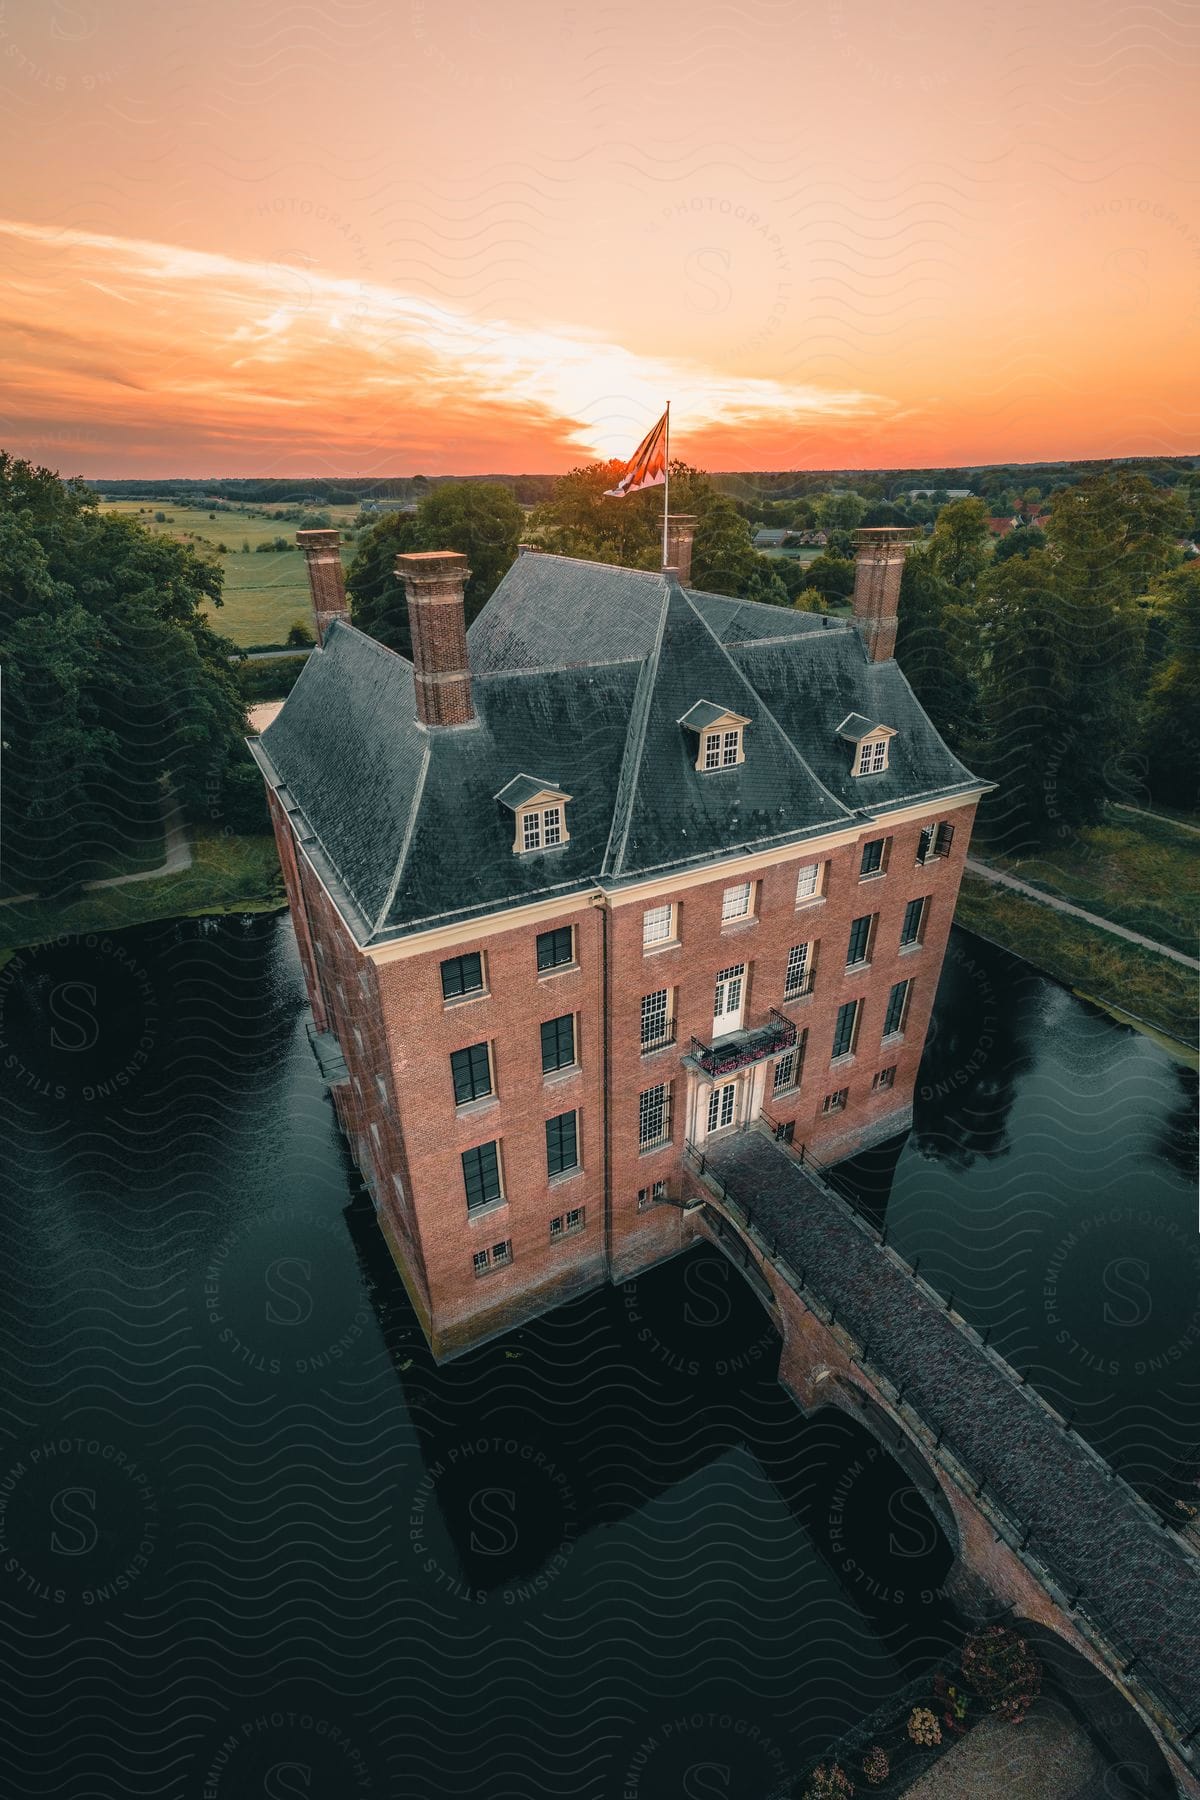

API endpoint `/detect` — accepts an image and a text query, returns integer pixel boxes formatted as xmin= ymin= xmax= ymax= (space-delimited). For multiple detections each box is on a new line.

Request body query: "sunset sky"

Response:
xmin=2 ymin=0 xmax=1197 ymax=476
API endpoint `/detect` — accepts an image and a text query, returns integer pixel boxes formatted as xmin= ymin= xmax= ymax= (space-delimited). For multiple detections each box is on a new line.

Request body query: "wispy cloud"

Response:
xmin=0 ymin=217 xmax=885 ymax=471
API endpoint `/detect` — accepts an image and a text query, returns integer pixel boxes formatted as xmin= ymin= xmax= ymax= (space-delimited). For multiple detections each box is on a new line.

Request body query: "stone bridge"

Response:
xmin=683 ymin=1126 xmax=1200 ymax=1799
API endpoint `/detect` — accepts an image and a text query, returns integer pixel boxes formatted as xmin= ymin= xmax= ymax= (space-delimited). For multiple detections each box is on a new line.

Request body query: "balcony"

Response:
xmin=690 ymin=1009 xmax=797 ymax=1078
xmin=640 ymin=1022 xmax=678 ymax=1056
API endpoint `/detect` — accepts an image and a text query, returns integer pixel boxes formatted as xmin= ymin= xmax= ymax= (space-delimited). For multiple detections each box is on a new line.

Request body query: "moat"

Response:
xmin=0 ymin=916 xmax=1194 ymax=1798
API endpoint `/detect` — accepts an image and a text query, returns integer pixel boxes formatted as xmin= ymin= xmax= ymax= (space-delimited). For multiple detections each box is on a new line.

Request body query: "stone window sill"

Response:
xmin=548 ymin=1165 xmax=584 ymax=1188
xmin=845 ymin=960 xmax=871 ymax=976
xmin=639 ymin=1036 xmax=677 ymax=1060
xmin=898 ymin=942 xmax=923 ymax=957
xmin=858 ymin=869 xmax=887 ymax=883
xmin=537 ymin=962 xmax=579 ymax=981
xmin=542 ymin=1064 xmax=581 ymax=1086
xmin=829 ymin=1053 xmax=856 ymax=1070
xmin=643 ymin=939 xmax=681 ymax=957
xmin=881 ymin=1031 xmax=905 ymax=1047
xmin=720 ymin=916 xmax=758 ymax=935
xmin=467 ymin=1197 xmax=508 ymax=1225
xmin=455 ymin=1093 xmax=499 ymax=1120
xmin=772 ymin=1084 xmax=800 ymax=1100
xmin=638 ymin=1138 xmax=672 ymax=1157
xmin=794 ymin=895 xmax=826 ymax=912
xmin=443 ymin=989 xmax=489 ymax=1011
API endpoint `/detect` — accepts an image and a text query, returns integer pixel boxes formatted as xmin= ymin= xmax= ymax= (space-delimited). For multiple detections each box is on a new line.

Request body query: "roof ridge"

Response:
xmin=370 ymin=736 xmax=431 ymax=937
xmin=326 ymin=617 xmax=415 ymax=670
xmin=600 ymin=582 xmax=672 ymax=878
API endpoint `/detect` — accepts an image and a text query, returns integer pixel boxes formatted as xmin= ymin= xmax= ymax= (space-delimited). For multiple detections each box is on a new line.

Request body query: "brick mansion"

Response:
xmin=250 ymin=521 xmax=988 ymax=1360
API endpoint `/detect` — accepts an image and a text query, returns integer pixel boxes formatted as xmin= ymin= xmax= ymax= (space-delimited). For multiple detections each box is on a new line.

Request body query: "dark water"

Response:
xmin=0 ymin=916 xmax=1193 ymax=1798
xmin=834 ymin=930 xmax=1200 ymax=1510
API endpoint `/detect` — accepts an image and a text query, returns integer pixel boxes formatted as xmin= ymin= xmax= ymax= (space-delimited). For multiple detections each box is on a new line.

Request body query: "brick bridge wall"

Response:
xmin=686 ymin=1192 xmax=1200 ymax=1800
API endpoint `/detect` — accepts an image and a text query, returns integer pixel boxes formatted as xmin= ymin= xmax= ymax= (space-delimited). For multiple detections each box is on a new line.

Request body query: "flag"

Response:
xmin=604 ymin=409 xmax=668 ymax=498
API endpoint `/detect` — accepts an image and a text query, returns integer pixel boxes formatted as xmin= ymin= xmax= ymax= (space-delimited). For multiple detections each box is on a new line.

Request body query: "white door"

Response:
xmin=706 ymin=1079 xmax=738 ymax=1136
xmin=712 ymin=964 xmax=746 ymax=1038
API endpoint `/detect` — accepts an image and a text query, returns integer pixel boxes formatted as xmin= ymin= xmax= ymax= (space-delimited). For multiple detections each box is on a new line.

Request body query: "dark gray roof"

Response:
xmin=494 ymin=773 xmax=565 ymax=811
xmin=252 ymin=556 xmax=987 ymax=946
xmin=677 ymin=699 xmax=737 ymax=732
xmin=836 ymin=712 xmax=878 ymax=742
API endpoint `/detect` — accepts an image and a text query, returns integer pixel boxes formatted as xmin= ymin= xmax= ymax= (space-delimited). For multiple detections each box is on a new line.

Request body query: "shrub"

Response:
xmin=907 ymin=1707 xmax=941 ymax=1747
xmin=862 ymin=1745 xmax=889 ymax=1786
xmin=286 ymin=620 xmax=315 ymax=647
xmin=961 ymin=1625 xmax=1042 ymax=1724
xmin=932 ymin=1671 xmax=970 ymax=1735
xmin=803 ymin=1764 xmax=854 ymax=1799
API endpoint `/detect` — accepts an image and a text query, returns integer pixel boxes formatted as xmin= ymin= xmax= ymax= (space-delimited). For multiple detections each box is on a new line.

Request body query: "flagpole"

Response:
xmin=662 ymin=401 xmax=670 ymax=570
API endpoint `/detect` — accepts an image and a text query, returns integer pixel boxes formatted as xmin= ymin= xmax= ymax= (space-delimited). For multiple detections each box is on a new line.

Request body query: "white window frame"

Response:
xmin=822 ymin=1088 xmax=848 ymax=1114
xmin=783 ymin=941 xmax=813 ymax=1000
xmin=643 ymin=902 xmax=676 ymax=949
xmin=703 ymin=731 xmax=722 ymax=770
xmin=513 ymin=792 xmax=571 ymax=854
xmin=640 ymin=988 xmax=671 ymax=1051
xmin=707 ymin=1080 xmax=738 ymax=1134
xmin=721 ymin=880 xmax=753 ymax=923
xmin=795 ymin=862 xmax=825 ymax=905
xmin=638 ymin=1082 xmax=671 ymax=1150
xmin=852 ymin=729 xmax=893 ymax=777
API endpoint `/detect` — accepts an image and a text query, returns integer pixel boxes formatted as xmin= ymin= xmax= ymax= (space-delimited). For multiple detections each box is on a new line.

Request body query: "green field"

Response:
xmin=976 ymin=807 xmax=1199 ymax=960
xmin=103 ymin=500 xmax=360 ymax=647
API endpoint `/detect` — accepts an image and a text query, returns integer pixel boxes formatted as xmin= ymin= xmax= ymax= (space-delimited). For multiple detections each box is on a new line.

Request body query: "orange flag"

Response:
xmin=604 ymin=409 xmax=669 ymax=498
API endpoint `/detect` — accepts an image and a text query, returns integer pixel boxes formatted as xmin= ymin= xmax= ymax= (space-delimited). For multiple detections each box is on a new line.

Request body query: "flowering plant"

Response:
xmin=961 ymin=1625 xmax=1042 ymax=1724
xmin=803 ymin=1763 xmax=855 ymax=1799
xmin=862 ymin=1744 xmax=889 ymax=1786
xmin=907 ymin=1707 xmax=942 ymax=1747
xmin=932 ymin=1671 xmax=970 ymax=1734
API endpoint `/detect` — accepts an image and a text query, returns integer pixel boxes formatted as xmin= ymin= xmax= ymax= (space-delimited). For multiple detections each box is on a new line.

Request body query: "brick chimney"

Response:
xmin=297 ymin=529 xmax=350 ymax=645
xmin=395 ymin=550 xmax=474 ymax=727
xmin=664 ymin=514 xmax=697 ymax=585
xmin=851 ymin=527 xmax=918 ymax=662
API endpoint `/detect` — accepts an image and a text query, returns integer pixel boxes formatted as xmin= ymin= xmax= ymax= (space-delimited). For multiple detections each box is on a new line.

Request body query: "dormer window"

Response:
xmin=837 ymin=714 xmax=896 ymax=777
xmin=495 ymin=774 xmax=572 ymax=855
xmin=678 ymin=701 xmax=750 ymax=773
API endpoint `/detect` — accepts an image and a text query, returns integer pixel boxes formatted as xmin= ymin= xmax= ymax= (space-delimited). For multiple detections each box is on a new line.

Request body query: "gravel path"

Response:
xmin=902 ymin=1707 xmax=1106 ymax=1799
xmin=700 ymin=1129 xmax=1200 ymax=1741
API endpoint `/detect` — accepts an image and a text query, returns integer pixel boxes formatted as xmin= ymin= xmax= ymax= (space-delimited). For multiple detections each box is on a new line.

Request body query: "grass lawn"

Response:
xmin=955 ymin=872 xmax=1197 ymax=1049
xmin=103 ymin=501 xmax=360 ymax=647
xmin=0 ymin=834 xmax=285 ymax=958
xmin=974 ymin=807 xmax=1199 ymax=959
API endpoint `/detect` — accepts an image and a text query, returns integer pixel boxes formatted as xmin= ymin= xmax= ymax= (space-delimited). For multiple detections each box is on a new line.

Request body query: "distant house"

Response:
xmin=753 ymin=528 xmax=793 ymax=549
xmin=360 ymin=499 xmax=419 ymax=515
xmin=794 ymin=530 xmax=828 ymax=548
xmin=905 ymin=488 xmax=974 ymax=502
xmin=986 ymin=516 xmax=1017 ymax=537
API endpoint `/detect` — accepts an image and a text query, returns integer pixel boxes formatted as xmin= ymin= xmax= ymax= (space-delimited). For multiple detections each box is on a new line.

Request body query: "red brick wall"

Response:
xmin=267 ymin=793 xmax=977 ymax=1358
xmin=375 ymin=901 xmax=610 ymax=1354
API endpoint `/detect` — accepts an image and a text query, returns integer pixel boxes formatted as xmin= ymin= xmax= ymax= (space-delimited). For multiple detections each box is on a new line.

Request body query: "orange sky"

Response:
xmin=1 ymin=0 xmax=1197 ymax=476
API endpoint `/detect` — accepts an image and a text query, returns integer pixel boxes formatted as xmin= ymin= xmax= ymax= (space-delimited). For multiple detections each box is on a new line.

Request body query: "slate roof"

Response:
xmin=251 ymin=552 xmax=987 ymax=947
xmin=494 ymin=774 xmax=565 ymax=811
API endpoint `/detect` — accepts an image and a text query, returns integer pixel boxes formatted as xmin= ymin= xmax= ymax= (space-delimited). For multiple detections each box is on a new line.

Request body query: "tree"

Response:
xmin=894 ymin=551 xmax=978 ymax=755
xmin=691 ymin=495 xmax=757 ymax=594
xmin=927 ymin=497 xmax=990 ymax=591
xmin=993 ymin=526 xmax=1045 ymax=563
xmin=803 ymin=553 xmax=856 ymax=604
xmin=0 ymin=453 xmax=251 ymax=893
xmin=345 ymin=511 xmax=421 ymax=655
xmin=1044 ymin=471 xmax=1186 ymax=607
xmin=973 ymin=549 xmax=1145 ymax=845
xmin=1141 ymin=563 xmax=1200 ymax=809
xmin=347 ymin=480 xmax=523 ymax=654
xmin=817 ymin=491 xmax=867 ymax=533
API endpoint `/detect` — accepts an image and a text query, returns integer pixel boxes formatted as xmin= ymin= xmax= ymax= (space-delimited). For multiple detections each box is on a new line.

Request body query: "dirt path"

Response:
xmin=964 ymin=856 xmax=1199 ymax=971
xmin=82 ymin=784 xmax=192 ymax=890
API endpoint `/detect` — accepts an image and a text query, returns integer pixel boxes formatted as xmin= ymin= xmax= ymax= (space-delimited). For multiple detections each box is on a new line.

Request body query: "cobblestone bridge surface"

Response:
xmin=698 ymin=1128 xmax=1200 ymax=1744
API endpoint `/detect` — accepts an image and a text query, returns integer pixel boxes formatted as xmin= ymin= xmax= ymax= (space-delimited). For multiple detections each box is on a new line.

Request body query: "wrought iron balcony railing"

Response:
xmin=639 ymin=1022 xmax=678 ymax=1056
xmin=690 ymin=1008 xmax=797 ymax=1078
